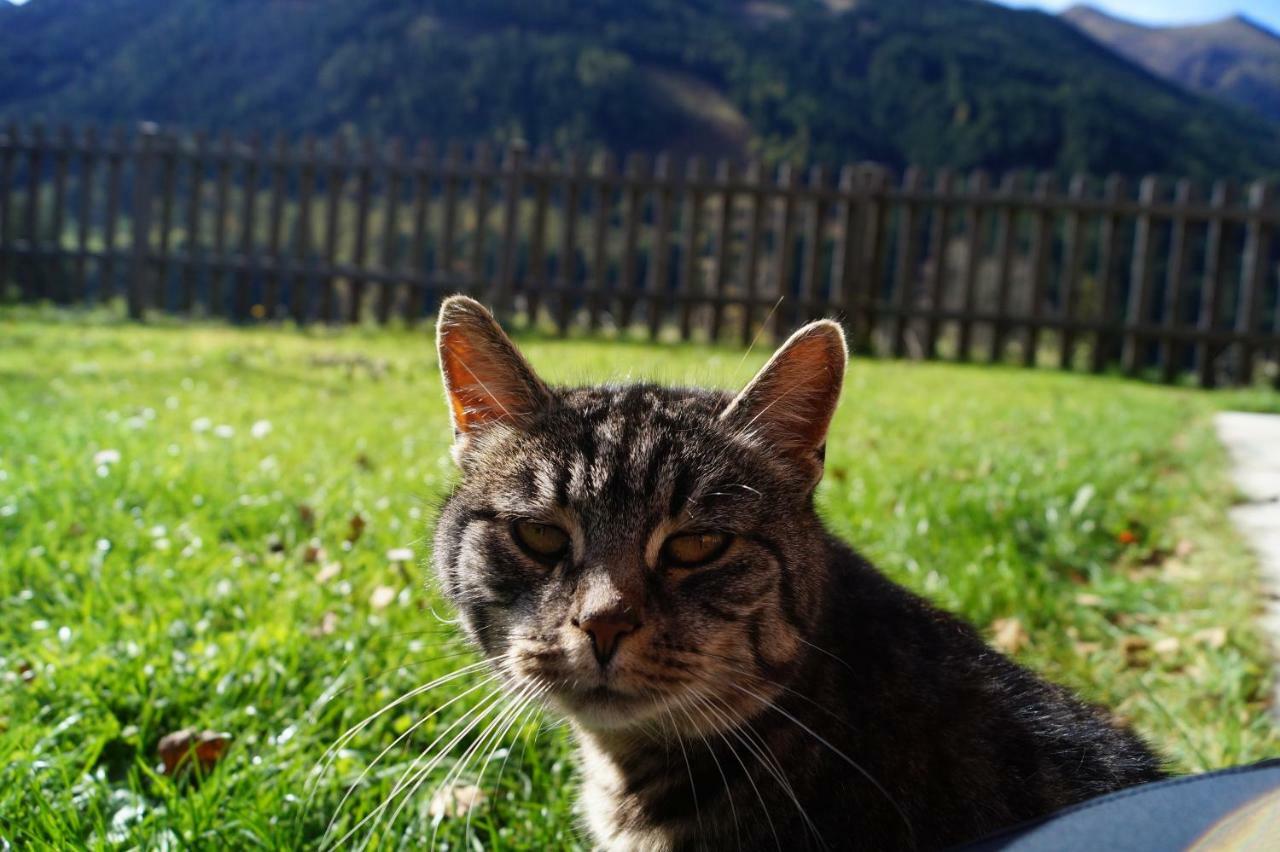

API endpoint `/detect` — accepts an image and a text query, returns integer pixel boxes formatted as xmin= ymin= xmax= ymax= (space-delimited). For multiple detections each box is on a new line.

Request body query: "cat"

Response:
xmin=430 ymin=295 xmax=1165 ymax=851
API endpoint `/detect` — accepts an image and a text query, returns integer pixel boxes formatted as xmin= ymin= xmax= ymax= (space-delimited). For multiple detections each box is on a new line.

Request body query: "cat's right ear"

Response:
xmin=436 ymin=296 xmax=552 ymax=454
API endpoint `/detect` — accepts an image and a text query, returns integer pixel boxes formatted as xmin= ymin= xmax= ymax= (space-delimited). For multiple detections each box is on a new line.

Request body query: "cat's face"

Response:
xmin=432 ymin=297 xmax=846 ymax=733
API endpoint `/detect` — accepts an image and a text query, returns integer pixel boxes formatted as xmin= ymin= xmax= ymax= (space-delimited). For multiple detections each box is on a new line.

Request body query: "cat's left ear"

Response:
xmin=436 ymin=295 xmax=552 ymax=450
xmin=720 ymin=319 xmax=847 ymax=482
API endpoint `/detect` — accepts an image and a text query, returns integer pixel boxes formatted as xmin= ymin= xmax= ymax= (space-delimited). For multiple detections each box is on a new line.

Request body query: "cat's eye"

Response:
xmin=512 ymin=520 xmax=570 ymax=562
xmin=662 ymin=532 xmax=731 ymax=568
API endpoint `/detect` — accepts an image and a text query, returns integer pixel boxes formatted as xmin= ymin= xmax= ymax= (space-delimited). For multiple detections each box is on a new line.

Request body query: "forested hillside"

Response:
xmin=4 ymin=0 xmax=1279 ymax=176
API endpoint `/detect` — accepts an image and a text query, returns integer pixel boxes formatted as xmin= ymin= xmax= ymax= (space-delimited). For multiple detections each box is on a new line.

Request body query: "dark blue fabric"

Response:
xmin=955 ymin=759 xmax=1280 ymax=851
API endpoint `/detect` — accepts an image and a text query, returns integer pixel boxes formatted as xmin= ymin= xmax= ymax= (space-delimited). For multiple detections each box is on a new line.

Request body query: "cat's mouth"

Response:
xmin=551 ymin=682 xmax=657 ymax=729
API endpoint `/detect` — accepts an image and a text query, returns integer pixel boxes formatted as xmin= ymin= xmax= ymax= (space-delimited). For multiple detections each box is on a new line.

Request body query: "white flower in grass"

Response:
xmin=251 ymin=420 xmax=272 ymax=439
xmin=386 ymin=547 xmax=414 ymax=562
xmin=214 ymin=425 xmax=235 ymax=439
xmin=192 ymin=417 xmax=212 ymax=433
xmin=93 ymin=449 xmax=121 ymax=466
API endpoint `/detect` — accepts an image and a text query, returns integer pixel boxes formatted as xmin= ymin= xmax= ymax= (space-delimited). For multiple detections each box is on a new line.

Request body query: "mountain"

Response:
xmin=3 ymin=0 xmax=1279 ymax=177
xmin=1063 ymin=4 xmax=1280 ymax=124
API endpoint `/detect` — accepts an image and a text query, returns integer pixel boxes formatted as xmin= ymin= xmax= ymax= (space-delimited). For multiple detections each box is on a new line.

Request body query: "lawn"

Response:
xmin=1 ymin=309 xmax=1277 ymax=849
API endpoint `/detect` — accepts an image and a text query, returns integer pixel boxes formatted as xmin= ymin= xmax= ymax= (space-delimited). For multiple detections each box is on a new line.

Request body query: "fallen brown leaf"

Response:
xmin=1120 ymin=635 xmax=1150 ymax=667
xmin=1074 ymin=593 xmax=1104 ymax=607
xmin=303 ymin=543 xmax=325 ymax=564
xmin=298 ymin=504 xmax=316 ymax=529
xmin=1193 ymin=626 xmax=1228 ymax=649
xmin=429 ymin=784 xmax=485 ymax=820
xmin=157 ymin=729 xmax=231 ymax=776
xmin=347 ymin=514 xmax=367 ymax=543
xmin=1153 ymin=636 xmax=1180 ymax=656
xmin=370 ymin=586 xmax=397 ymax=610
xmin=991 ymin=617 xmax=1029 ymax=655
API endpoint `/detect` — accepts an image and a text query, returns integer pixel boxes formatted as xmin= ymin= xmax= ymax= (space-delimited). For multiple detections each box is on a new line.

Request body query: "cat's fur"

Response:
xmin=431 ymin=295 xmax=1165 ymax=851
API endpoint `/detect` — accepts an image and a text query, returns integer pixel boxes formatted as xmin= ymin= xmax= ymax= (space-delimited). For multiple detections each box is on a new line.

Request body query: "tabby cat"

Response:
xmin=431 ymin=295 xmax=1164 ymax=851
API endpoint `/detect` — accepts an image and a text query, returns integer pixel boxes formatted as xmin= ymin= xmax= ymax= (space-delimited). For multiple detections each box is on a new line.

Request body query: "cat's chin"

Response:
xmin=550 ymin=685 xmax=661 ymax=731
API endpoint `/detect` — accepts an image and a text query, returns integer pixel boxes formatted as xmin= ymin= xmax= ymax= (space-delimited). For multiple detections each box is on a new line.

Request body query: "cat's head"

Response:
xmin=431 ymin=296 xmax=846 ymax=732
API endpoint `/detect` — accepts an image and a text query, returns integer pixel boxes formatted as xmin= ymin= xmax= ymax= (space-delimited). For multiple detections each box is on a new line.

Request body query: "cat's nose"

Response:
xmin=573 ymin=610 xmax=640 ymax=667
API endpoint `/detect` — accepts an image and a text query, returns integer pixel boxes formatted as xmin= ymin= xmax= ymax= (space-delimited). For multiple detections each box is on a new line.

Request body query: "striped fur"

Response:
xmin=431 ymin=297 xmax=1165 ymax=851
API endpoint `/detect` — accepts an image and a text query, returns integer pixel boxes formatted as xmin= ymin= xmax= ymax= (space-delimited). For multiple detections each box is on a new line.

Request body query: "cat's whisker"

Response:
xmin=697 ymin=689 xmax=825 ymax=851
xmin=665 ymin=704 xmax=705 ymax=838
xmin=686 ymin=691 xmax=784 ymax=852
xmin=308 ymin=659 xmax=492 ymax=804
xmin=727 ymin=682 xmax=916 ymax=845
xmin=669 ymin=693 xmax=744 ymax=851
xmin=322 ymin=674 xmax=501 ymax=841
xmin=462 ymin=683 xmax=548 ymax=842
xmin=337 ymin=690 xmax=508 ymax=850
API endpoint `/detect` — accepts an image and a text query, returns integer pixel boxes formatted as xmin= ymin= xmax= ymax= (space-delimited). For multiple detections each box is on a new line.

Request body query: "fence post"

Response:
xmin=24 ymin=123 xmax=45 ymax=303
xmin=1160 ymin=179 xmax=1195 ymax=383
xmin=405 ymin=139 xmax=433 ymax=326
xmin=923 ymin=169 xmax=954 ymax=359
xmin=210 ymin=131 xmax=233 ymax=317
xmin=957 ymin=170 xmax=988 ymax=362
xmin=798 ymin=164 xmax=828 ymax=325
xmin=263 ymin=134 xmax=287 ymax=319
xmin=0 ymin=123 xmax=15 ymax=300
xmin=1024 ymin=173 xmax=1054 ymax=367
xmin=740 ymin=160 xmax=766 ymax=345
xmin=525 ymin=146 xmax=553 ymax=325
xmin=617 ymin=152 xmax=646 ymax=330
xmin=1236 ymin=179 xmax=1273 ymax=385
xmin=554 ymin=149 xmax=584 ymax=335
xmin=347 ymin=136 xmax=374 ymax=323
xmin=988 ymin=171 xmax=1019 ymax=363
xmin=127 ymin=124 xmax=157 ymax=319
xmin=49 ymin=126 xmax=72 ymax=304
xmin=707 ymin=159 xmax=734 ymax=342
xmin=588 ymin=151 xmax=616 ymax=332
xmin=1057 ymin=174 xmax=1087 ymax=369
xmin=1122 ymin=176 xmax=1160 ymax=375
xmin=234 ymin=131 xmax=261 ymax=323
xmin=677 ymin=156 xmax=706 ymax=341
xmin=1197 ymin=179 xmax=1235 ymax=388
xmin=772 ymin=162 xmax=798 ymax=338
xmin=292 ymin=135 xmax=317 ymax=323
xmin=153 ymin=131 xmax=178 ymax=313
xmin=438 ymin=140 xmax=463 ymax=305
xmin=1091 ymin=174 xmax=1126 ymax=373
xmin=468 ymin=141 xmax=494 ymax=303
xmin=494 ymin=140 xmax=526 ymax=323
xmin=646 ymin=153 xmax=674 ymax=339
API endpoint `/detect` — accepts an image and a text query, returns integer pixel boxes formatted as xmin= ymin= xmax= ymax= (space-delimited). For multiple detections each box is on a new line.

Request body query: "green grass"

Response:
xmin=1 ymin=309 xmax=1277 ymax=849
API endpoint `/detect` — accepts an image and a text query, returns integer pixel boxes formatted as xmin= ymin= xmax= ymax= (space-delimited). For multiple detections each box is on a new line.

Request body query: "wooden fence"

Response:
xmin=2 ymin=122 xmax=1279 ymax=388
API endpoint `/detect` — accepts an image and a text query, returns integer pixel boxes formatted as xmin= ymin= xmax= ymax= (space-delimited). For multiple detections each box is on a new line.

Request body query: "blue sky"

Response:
xmin=999 ymin=0 xmax=1280 ymax=31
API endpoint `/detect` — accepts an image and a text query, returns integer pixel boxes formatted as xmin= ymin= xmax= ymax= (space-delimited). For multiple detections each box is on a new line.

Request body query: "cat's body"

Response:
xmin=430 ymin=296 xmax=1165 ymax=851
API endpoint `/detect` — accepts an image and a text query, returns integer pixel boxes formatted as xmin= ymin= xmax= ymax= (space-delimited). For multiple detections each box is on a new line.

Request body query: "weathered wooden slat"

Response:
xmin=101 ymin=126 xmax=126 ymax=304
xmin=1121 ymin=176 xmax=1161 ymax=375
xmin=347 ymin=136 xmax=375 ymax=323
xmin=0 ymin=122 xmax=14 ymax=299
xmin=646 ymin=153 xmax=674 ymax=339
xmin=707 ymin=160 xmax=734 ymax=342
xmin=1090 ymin=175 xmax=1127 ymax=374
xmin=320 ymin=136 xmax=347 ymax=323
xmin=468 ymin=141 xmax=493 ymax=300
xmin=772 ymin=162 xmax=799 ymax=338
xmin=922 ymin=169 xmax=954 ymax=359
xmin=404 ymin=139 xmax=433 ymax=326
xmin=1235 ymin=179 xmax=1274 ymax=385
xmin=128 ymin=126 xmax=157 ymax=320
xmin=524 ymin=146 xmax=552 ymax=325
xmin=588 ymin=151 xmax=616 ymax=332
xmin=956 ymin=170 xmax=988 ymax=361
xmin=1023 ymin=173 xmax=1055 ymax=367
xmin=740 ymin=161 xmax=766 ymax=346
xmin=24 ymin=123 xmax=45 ymax=301
xmin=988 ymin=171 xmax=1019 ymax=363
xmin=1057 ymin=175 xmax=1087 ymax=370
xmin=438 ymin=141 xmax=463 ymax=305
xmin=376 ymin=138 xmax=405 ymax=325
xmin=554 ymin=150 xmax=584 ymax=335
xmin=209 ymin=130 xmax=234 ymax=317
xmin=291 ymin=136 xmax=317 ymax=322
xmin=677 ymin=157 xmax=707 ymax=341
xmin=263 ymin=134 xmax=287 ymax=319
xmin=154 ymin=131 xmax=179 ymax=312
xmin=45 ymin=126 xmax=72 ymax=303
xmin=891 ymin=167 xmax=924 ymax=358
xmin=856 ymin=167 xmax=891 ymax=355
xmin=233 ymin=131 xmax=262 ymax=322
xmin=494 ymin=141 xmax=525 ymax=323
xmin=1160 ymin=179 xmax=1195 ymax=383
xmin=1197 ymin=179 xmax=1235 ymax=388
xmin=829 ymin=165 xmax=860 ymax=340
xmin=617 ymin=152 xmax=646 ymax=330
xmin=180 ymin=131 xmax=206 ymax=314
xmin=797 ymin=164 xmax=828 ymax=327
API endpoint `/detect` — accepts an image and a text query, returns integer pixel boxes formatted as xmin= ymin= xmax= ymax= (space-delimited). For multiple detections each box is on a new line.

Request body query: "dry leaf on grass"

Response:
xmin=370 ymin=586 xmax=397 ymax=610
xmin=347 ymin=514 xmax=367 ymax=543
xmin=311 ymin=611 xmax=340 ymax=637
xmin=1193 ymin=626 xmax=1228 ymax=649
xmin=429 ymin=784 xmax=485 ymax=820
xmin=1074 ymin=593 xmax=1104 ymax=608
xmin=303 ymin=542 xmax=325 ymax=564
xmin=1153 ymin=636 xmax=1181 ymax=656
xmin=157 ymin=729 xmax=231 ymax=776
xmin=991 ymin=618 xmax=1029 ymax=655
xmin=1120 ymin=635 xmax=1150 ymax=667
xmin=315 ymin=562 xmax=341 ymax=584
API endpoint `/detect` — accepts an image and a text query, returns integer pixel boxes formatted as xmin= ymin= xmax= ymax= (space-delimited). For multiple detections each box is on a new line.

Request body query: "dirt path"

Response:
xmin=1214 ymin=412 xmax=1280 ymax=719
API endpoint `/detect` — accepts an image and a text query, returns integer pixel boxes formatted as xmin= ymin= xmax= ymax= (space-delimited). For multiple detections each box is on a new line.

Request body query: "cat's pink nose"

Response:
xmin=574 ymin=611 xmax=639 ymax=667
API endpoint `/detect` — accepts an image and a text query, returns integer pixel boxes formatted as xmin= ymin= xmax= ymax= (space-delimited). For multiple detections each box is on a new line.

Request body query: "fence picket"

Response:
xmin=405 ymin=139 xmax=433 ymax=326
xmin=772 ymin=162 xmax=799 ymax=338
xmin=957 ymin=170 xmax=988 ymax=361
xmin=50 ymin=126 xmax=71 ymax=303
xmin=24 ymin=124 xmax=44 ymax=302
xmin=209 ymin=131 xmax=233 ymax=316
xmin=1091 ymin=175 xmax=1126 ymax=373
xmin=1236 ymin=180 xmax=1274 ymax=384
xmin=1057 ymin=174 xmax=1087 ymax=370
xmin=988 ymin=171 xmax=1018 ymax=363
xmin=291 ymin=136 xmax=317 ymax=322
xmin=740 ymin=161 xmax=766 ymax=345
xmin=554 ymin=150 xmax=584 ymax=335
xmin=524 ymin=146 xmax=552 ymax=325
xmin=923 ymin=169 xmax=953 ymax=359
xmin=677 ymin=156 xmax=706 ymax=341
xmin=1122 ymin=176 xmax=1160 ymax=375
xmin=1160 ymin=179 xmax=1195 ymax=383
xmin=618 ymin=152 xmax=646 ymax=330
xmin=799 ymin=165 xmax=828 ymax=326
xmin=588 ymin=151 xmax=616 ymax=332
xmin=154 ymin=131 xmax=178 ymax=312
xmin=1024 ymin=173 xmax=1054 ymax=367
xmin=376 ymin=138 xmax=405 ymax=325
xmin=263 ymin=135 xmax=287 ymax=319
xmin=647 ymin=154 xmax=674 ymax=339
xmin=708 ymin=160 xmax=734 ymax=342
xmin=495 ymin=141 xmax=525 ymax=323
xmin=1197 ymin=180 xmax=1235 ymax=388
xmin=0 ymin=123 xmax=13 ymax=299
xmin=468 ymin=141 xmax=493 ymax=302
